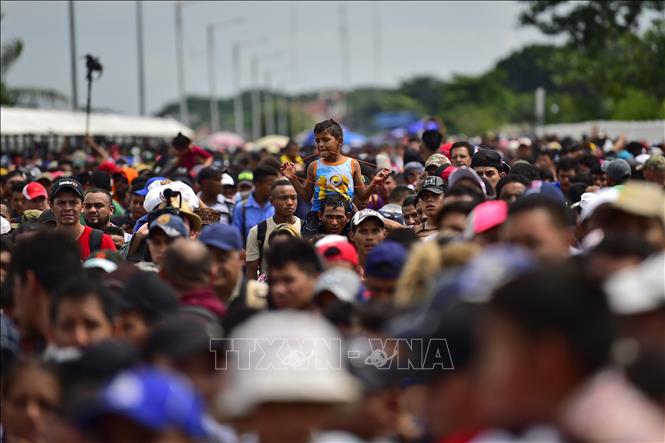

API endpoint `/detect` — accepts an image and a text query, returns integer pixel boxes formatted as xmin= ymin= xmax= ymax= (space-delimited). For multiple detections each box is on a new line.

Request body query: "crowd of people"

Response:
xmin=0 ymin=118 xmax=664 ymax=443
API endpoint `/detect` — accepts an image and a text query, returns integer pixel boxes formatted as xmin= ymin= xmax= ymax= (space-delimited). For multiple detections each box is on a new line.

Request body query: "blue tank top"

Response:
xmin=311 ymin=157 xmax=355 ymax=212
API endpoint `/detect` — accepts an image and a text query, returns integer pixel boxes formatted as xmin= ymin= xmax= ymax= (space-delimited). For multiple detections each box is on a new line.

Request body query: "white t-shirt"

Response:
xmin=246 ymin=216 xmax=302 ymax=272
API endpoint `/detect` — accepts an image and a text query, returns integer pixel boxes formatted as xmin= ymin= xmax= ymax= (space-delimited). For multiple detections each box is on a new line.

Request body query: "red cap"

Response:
xmin=22 ymin=182 xmax=48 ymax=201
xmin=98 ymin=161 xmax=122 ymax=175
xmin=317 ymin=240 xmax=359 ymax=267
xmin=441 ymin=165 xmax=458 ymax=183
xmin=438 ymin=142 xmax=452 ymax=158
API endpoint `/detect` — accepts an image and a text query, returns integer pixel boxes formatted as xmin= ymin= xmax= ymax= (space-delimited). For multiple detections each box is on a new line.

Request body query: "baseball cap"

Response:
xmin=23 ymin=182 xmax=48 ymax=201
xmin=471 ymin=149 xmax=510 ymax=173
xmin=21 ymin=209 xmax=43 ymax=223
xmin=365 ymin=241 xmax=408 ymax=279
xmin=316 ymin=238 xmax=359 ymax=267
xmin=575 ymin=188 xmax=620 ymax=223
xmin=314 ymin=268 xmax=362 ymax=303
xmin=605 ymin=251 xmax=664 ymax=315
xmin=447 ymin=167 xmax=486 ymax=195
xmin=75 ymin=367 xmax=213 ymax=439
xmin=351 ymin=209 xmax=385 ymax=229
xmin=222 ymin=173 xmax=235 ymax=186
xmin=643 ymin=154 xmax=665 ymax=171
xmin=50 ymin=177 xmax=84 ymax=201
xmin=464 ymin=200 xmax=508 ymax=238
xmin=199 ymin=223 xmax=243 ymax=251
xmin=238 ymin=170 xmax=253 ymax=183
xmin=603 ymin=159 xmax=632 ymax=182
xmin=38 ymin=209 xmax=56 ymax=225
xmin=417 ymin=176 xmax=446 ymax=196
xmin=524 ymin=181 xmax=566 ymax=203
xmin=609 ymin=181 xmax=665 ymax=223
xmin=404 ymin=161 xmax=425 ymax=175
xmin=148 ymin=213 xmax=188 ymax=238
xmin=424 ymin=153 xmax=450 ymax=170
xmin=134 ymin=176 xmax=166 ymax=196
xmin=84 ymin=250 xmax=123 ymax=274
xmin=217 ymin=311 xmax=361 ymax=418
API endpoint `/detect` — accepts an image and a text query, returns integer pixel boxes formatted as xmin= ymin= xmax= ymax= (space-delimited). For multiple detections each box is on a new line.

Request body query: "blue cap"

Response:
xmin=148 ymin=213 xmax=188 ymax=238
xmin=76 ymin=367 xmax=212 ymax=439
xmin=135 ymin=176 xmax=166 ymax=196
xmin=524 ymin=181 xmax=566 ymax=203
xmin=199 ymin=223 xmax=243 ymax=251
xmin=365 ymin=241 xmax=408 ymax=279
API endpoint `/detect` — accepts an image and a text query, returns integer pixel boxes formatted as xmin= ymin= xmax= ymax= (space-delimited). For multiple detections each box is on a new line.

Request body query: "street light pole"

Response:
xmin=232 ymin=37 xmax=267 ymax=139
xmin=206 ymin=18 xmax=244 ymax=134
xmin=136 ymin=1 xmax=146 ymax=116
xmin=232 ymin=42 xmax=243 ymax=137
xmin=206 ymin=26 xmax=219 ymax=133
xmin=263 ymin=71 xmax=275 ymax=135
xmin=68 ymin=0 xmax=78 ymax=110
xmin=251 ymin=56 xmax=261 ymax=141
xmin=174 ymin=1 xmax=188 ymax=124
xmin=276 ymin=81 xmax=288 ymax=136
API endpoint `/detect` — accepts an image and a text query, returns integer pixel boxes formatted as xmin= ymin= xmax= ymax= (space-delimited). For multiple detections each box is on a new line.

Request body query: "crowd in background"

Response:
xmin=0 ymin=118 xmax=664 ymax=443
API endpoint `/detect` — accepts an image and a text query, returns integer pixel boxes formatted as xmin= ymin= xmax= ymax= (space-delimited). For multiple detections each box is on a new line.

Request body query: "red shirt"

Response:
xmin=178 ymin=145 xmax=211 ymax=171
xmin=78 ymin=226 xmax=117 ymax=261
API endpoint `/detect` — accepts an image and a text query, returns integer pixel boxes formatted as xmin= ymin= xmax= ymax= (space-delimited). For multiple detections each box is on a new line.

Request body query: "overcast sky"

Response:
xmin=2 ymin=1 xmax=557 ymax=116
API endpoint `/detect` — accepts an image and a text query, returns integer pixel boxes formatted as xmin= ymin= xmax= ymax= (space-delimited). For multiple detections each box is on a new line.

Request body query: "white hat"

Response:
xmin=216 ymin=311 xmax=361 ymax=419
xmin=577 ymin=187 xmax=620 ymax=222
xmin=143 ymin=181 xmax=200 ymax=213
xmin=605 ymin=252 xmax=665 ymax=315
xmin=221 ymin=173 xmax=235 ymax=186
xmin=0 ymin=216 xmax=10 ymax=235
xmin=314 ymin=268 xmax=361 ymax=303
xmin=351 ymin=209 xmax=384 ymax=228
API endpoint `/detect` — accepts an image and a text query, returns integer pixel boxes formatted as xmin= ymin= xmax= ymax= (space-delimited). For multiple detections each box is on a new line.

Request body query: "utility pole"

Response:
xmin=174 ymin=1 xmax=188 ymax=124
xmin=232 ymin=37 xmax=266 ymax=138
xmin=136 ymin=1 xmax=146 ymax=115
xmin=251 ymin=56 xmax=261 ymax=141
xmin=68 ymin=0 xmax=78 ymax=110
xmin=263 ymin=71 xmax=275 ymax=135
xmin=232 ymin=42 xmax=243 ymax=137
xmin=206 ymin=18 xmax=244 ymax=133
xmin=277 ymin=81 xmax=288 ymax=136
xmin=206 ymin=26 xmax=219 ymax=132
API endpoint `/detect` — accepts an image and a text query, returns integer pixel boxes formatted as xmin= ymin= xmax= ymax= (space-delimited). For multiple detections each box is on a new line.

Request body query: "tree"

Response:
xmin=518 ymin=0 xmax=665 ymax=53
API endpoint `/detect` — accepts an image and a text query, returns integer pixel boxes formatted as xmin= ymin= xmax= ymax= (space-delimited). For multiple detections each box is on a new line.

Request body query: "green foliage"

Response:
xmin=154 ymin=1 xmax=665 ymax=136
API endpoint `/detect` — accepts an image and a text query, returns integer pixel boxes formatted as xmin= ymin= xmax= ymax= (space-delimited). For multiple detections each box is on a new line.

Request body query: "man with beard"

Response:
xmin=83 ymin=189 xmax=131 ymax=248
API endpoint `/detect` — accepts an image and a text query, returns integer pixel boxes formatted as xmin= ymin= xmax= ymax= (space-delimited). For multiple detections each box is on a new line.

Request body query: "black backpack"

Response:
xmin=88 ymin=228 xmax=104 ymax=253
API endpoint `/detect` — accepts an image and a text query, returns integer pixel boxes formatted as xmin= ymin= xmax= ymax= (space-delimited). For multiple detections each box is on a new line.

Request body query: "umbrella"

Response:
xmin=202 ymin=132 xmax=245 ymax=152
xmin=252 ymin=135 xmax=289 ymax=154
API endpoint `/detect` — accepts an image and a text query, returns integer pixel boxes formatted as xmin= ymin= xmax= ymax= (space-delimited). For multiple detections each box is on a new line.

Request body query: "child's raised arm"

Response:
xmin=353 ymin=160 xmax=391 ymax=202
xmin=281 ymin=161 xmax=315 ymax=202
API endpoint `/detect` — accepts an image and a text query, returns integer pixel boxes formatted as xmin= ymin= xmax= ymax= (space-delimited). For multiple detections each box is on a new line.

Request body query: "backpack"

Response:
xmin=89 ymin=228 xmax=104 ymax=253
xmin=256 ymin=220 xmax=268 ymax=272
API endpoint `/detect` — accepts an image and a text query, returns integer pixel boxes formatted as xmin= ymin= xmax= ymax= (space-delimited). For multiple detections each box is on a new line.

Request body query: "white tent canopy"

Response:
xmin=0 ymin=107 xmax=193 ymax=138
